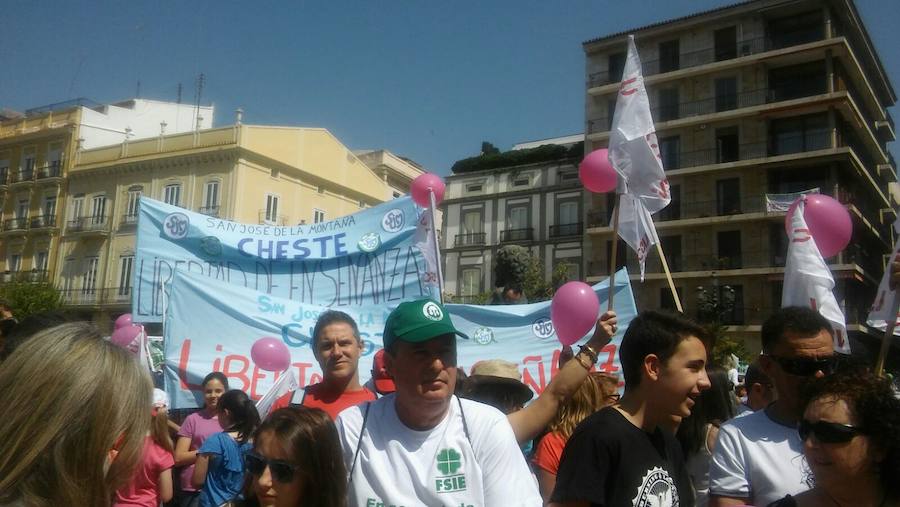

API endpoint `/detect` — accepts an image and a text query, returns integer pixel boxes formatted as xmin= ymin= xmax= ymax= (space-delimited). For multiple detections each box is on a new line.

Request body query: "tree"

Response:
xmin=0 ymin=280 xmax=64 ymax=321
xmin=480 ymin=141 xmax=500 ymax=156
xmin=695 ymin=283 xmax=750 ymax=366
xmin=492 ymin=245 xmax=571 ymax=303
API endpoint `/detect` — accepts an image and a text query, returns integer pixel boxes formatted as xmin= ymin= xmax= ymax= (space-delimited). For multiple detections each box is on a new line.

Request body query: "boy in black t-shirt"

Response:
xmin=551 ymin=310 xmax=711 ymax=507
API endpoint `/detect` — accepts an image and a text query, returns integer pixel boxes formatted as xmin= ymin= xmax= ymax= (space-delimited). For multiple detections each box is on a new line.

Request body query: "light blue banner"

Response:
xmin=133 ymin=196 xmax=434 ymax=322
xmin=164 ymin=268 xmax=636 ymax=409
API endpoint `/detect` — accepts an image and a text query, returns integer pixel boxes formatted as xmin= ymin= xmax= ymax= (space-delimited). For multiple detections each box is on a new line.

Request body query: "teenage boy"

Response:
xmin=551 ymin=310 xmax=711 ymax=507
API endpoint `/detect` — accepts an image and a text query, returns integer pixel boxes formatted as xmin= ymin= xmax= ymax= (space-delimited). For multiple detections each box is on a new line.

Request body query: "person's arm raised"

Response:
xmin=507 ymin=311 xmax=617 ymax=444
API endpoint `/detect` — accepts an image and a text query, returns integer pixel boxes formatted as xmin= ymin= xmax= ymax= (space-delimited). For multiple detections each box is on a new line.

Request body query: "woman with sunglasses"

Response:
xmin=768 ymin=369 xmax=900 ymax=507
xmin=243 ymin=406 xmax=346 ymax=507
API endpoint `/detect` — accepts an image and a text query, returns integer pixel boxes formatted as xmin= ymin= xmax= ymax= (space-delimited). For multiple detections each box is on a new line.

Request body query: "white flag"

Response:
xmin=609 ymin=35 xmax=670 ymax=279
xmin=255 ymin=368 xmax=299 ymax=419
xmin=782 ymin=200 xmax=850 ymax=353
xmin=866 ymin=215 xmax=900 ymax=336
xmin=609 ymin=35 xmax=671 ymax=213
xmin=414 ymin=208 xmax=441 ymax=291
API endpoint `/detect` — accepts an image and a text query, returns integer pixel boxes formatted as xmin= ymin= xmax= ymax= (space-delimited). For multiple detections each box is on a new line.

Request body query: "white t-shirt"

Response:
xmin=336 ymin=394 xmax=541 ymax=507
xmin=709 ymin=409 xmax=809 ymax=507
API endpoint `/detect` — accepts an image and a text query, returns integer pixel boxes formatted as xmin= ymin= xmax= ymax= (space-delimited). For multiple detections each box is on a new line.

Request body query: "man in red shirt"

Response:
xmin=272 ymin=310 xmax=375 ymax=418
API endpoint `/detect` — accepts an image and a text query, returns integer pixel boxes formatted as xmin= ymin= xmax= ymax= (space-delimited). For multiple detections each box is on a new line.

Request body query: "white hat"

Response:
xmin=153 ymin=388 xmax=169 ymax=408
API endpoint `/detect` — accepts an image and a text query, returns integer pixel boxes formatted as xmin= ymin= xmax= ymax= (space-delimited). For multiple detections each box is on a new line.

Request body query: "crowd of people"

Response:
xmin=0 ymin=288 xmax=899 ymax=506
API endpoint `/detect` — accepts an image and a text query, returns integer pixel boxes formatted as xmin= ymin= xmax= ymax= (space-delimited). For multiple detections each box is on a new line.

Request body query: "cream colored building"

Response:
xmin=583 ymin=0 xmax=897 ymax=355
xmin=57 ymin=122 xmax=403 ymax=322
xmin=0 ymin=98 xmax=212 ymax=286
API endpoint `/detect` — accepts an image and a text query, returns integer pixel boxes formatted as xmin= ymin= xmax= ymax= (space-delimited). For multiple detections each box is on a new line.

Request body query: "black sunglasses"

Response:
xmin=768 ymin=355 xmax=837 ymax=377
xmin=246 ymin=452 xmax=300 ymax=483
xmin=799 ymin=419 xmax=864 ymax=444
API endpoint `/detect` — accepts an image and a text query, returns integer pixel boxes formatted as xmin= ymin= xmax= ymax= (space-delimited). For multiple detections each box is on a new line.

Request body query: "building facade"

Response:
xmin=0 ymin=98 xmax=213 ymax=286
xmin=56 ymin=123 xmax=401 ymax=323
xmin=583 ymin=0 xmax=897 ymax=356
xmin=442 ymin=136 xmax=585 ymax=302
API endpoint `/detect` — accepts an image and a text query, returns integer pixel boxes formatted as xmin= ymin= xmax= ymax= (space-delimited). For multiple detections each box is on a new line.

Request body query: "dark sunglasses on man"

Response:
xmin=767 ymin=355 xmax=837 ymax=377
xmin=798 ymin=419 xmax=864 ymax=444
xmin=245 ymin=452 xmax=301 ymax=483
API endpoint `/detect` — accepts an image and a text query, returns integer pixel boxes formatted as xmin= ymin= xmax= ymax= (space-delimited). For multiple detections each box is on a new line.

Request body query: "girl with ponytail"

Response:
xmin=192 ymin=390 xmax=260 ymax=507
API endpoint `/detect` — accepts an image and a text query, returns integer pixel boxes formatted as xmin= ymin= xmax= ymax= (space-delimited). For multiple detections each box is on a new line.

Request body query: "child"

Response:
xmin=192 ymin=389 xmax=260 ymax=507
xmin=114 ymin=388 xmax=176 ymax=506
xmin=175 ymin=372 xmax=228 ymax=505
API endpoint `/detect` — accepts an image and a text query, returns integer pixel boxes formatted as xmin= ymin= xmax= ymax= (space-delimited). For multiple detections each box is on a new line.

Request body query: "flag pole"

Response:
xmin=655 ymin=241 xmax=683 ymax=312
xmin=874 ymin=292 xmax=899 ymax=376
xmin=608 ymin=194 xmax=621 ymax=311
xmin=428 ymin=189 xmax=445 ymax=304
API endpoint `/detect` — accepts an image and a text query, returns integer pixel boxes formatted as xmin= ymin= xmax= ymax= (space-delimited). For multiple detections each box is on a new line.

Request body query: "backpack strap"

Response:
xmin=348 ymin=401 xmax=372 ymax=485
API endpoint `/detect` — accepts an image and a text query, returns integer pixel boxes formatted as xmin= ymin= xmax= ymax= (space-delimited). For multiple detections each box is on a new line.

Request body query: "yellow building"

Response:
xmin=0 ymin=98 xmax=213 ymax=286
xmin=58 ymin=122 xmax=414 ymax=323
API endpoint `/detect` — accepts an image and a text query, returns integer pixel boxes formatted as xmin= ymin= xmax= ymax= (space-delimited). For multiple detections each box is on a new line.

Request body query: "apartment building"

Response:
xmin=57 ymin=121 xmax=403 ymax=321
xmin=0 ymin=98 xmax=212 ymax=285
xmin=442 ymin=135 xmax=585 ymax=301
xmin=583 ymin=0 xmax=897 ymax=356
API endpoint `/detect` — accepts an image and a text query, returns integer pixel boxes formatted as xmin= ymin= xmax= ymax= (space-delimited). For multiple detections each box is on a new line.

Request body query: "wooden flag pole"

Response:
xmin=608 ymin=194 xmax=621 ymax=311
xmin=655 ymin=241 xmax=683 ymax=313
xmin=874 ymin=293 xmax=899 ymax=376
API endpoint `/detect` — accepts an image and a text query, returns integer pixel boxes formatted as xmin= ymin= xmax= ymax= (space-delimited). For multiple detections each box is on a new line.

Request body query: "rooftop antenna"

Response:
xmin=136 ymin=80 xmax=141 ymax=98
xmin=194 ymin=73 xmax=205 ymax=131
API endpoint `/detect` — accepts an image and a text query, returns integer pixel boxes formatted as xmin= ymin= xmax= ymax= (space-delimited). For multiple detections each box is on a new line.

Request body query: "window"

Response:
xmin=460 ymin=268 xmax=482 ymax=298
xmin=716 ymin=179 xmax=741 ymax=215
xmin=465 ymin=182 xmax=483 ymax=193
xmin=659 ymin=40 xmax=680 ymax=73
xmin=0 ymin=157 xmax=9 ymax=183
xmin=716 ymin=127 xmax=739 ymax=163
xmin=715 ymin=77 xmax=738 ymax=112
xmin=714 ymin=26 xmax=738 ymax=61
xmin=21 ymin=147 xmax=35 ymax=178
xmin=16 ymin=199 xmax=28 ymax=219
xmin=125 ymin=187 xmax=142 ymax=222
xmin=163 ymin=183 xmax=182 ymax=206
xmin=118 ymin=256 xmax=134 ymax=296
xmin=659 ymin=235 xmax=683 ymax=271
xmin=608 ymin=52 xmax=626 ymax=83
xmin=770 ymin=113 xmax=829 ymax=155
xmin=82 ymin=257 xmax=99 ymax=296
xmin=768 ymin=61 xmax=826 ymax=102
xmin=35 ymin=251 xmax=48 ymax=272
xmin=203 ymin=180 xmax=220 ymax=212
xmin=658 ymin=184 xmax=682 ymax=221
xmin=658 ymin=88 xmax=680 ymax=121
xmin=512 ymin=175 xmax=530 ymax=188
xmin=62 ymin=258 xmax=76 ymax=294
xmin=607 ymin=98 xmax=617 ymax=130
xmin=392 ymin=191 xmax=402 ymax=199
xmin=46 ymin=143 xmax=62 ymax=176
xmin=660 ymin=287 xmax=684 ymax=311
xmin=70 ymin=194 xmax=84 ymax=221
xmin=507 ymin=203 xmax=529 ymax=230
xmin=558 ymin=170 xmax=578 ymax=183
xmin=43 ymin=196 xmax=57 ymax=221
xmin=658 ymin=136 xmax=681 ymax=170
xmin=313 ymin=209 xmax=325 ymax=224
xmin=717 ymin=230 xmax=742 ymax=269
xmin=264 ymin=194 xmax=280 ymax=223
xmin=558 ymin=200 xmax=579 ymax=225
xmin=605 ymin=240 xmax=627 ymax=271
xmin=91 ymin=195 xmax=107 ymax=224
xmin=720 ymin=284 xmax=745 ymax=325
xmin=557 ymin=261 xmax=581 ymax=283
xmin=8 ymin=254 xmax=21 ymax=273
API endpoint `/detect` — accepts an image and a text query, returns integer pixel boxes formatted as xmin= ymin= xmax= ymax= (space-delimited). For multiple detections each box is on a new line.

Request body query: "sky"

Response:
xmin=2 ymin=0 xmax=899 ymax=175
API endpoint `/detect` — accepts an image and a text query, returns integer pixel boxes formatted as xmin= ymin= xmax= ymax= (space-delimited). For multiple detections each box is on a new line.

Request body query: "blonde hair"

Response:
xmin=0 ymin=322 xmax=152 ymax=507
xmin=152 ymin=408 xmax=174 ymax=453
xmin=547 ymin=372 xmax=619 ymax=439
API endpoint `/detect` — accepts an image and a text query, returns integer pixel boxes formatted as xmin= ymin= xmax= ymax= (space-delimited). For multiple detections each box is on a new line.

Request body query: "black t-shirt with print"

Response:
xmin=550 ymin=406 xmax=694 ymax=507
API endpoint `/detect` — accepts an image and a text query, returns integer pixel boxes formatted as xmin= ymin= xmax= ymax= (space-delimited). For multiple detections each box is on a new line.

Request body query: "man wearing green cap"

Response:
xmin=336 ymin=298 xmax=542 ymax=507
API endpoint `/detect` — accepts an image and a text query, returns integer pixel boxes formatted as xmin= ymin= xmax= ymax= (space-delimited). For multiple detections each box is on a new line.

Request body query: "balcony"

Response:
xmin=588 ymin=33 xmax=827 ymax=89
xmin=61 ymin=287 xmax=131 ymax=306
xmin=2 ymin=217 xmax=28 ymax=233
xmin=67 ymin=215 xmax=110 ymax=235
xmin=120 ymin=213 xmax=139 ymax=229
xmin=200 ymin=205 xmax=221 ymax=217
xmin=11 ymin=169 xmax=34 ymax=186
xmin=35 ymin=162 xmax=63 ymax=183
xmin=0 ymin=170 xmax=8 ymax=188
xmin=258 ymin=210 xmax=286 ymax=226
xmin=29 ymin=214 xmax=57 ymax=230
xmin=549 ymin=222 xmax=584 ymax=238
xmin=589 ymin=84 xmax=830 ymax=134
xmin=454 ymin=232 xmax=486 ymax=247
xmin=500 ymin=227 xmax=534 ymax=243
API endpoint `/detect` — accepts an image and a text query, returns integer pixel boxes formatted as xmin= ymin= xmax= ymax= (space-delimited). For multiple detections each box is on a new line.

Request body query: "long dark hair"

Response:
xmin=677 ymin=365 xmax=735 ymax=456
xmin=218 ymin=390 xmax=260 ymax=444
xmin=799 ymin=369 xmax=900 ymax=499
xmin=251 ymin=407 xmax=347 ymax=507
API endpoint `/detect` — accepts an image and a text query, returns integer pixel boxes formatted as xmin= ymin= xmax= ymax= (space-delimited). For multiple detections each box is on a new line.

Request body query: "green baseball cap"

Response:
xmin=383 ymin=298 xmax=469 ymax=350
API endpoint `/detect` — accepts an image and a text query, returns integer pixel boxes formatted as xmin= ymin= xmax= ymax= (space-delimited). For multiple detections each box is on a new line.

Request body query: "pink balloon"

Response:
xmin=551 ymin=282 xmax=601 ymax=346
xmin=784 ymin=194 xmax=852 ymax=258
xmin=251 ymin=337 xmax=292 ymax=372
xmin=579 ymin=148 xmax=617 ymax=193
xmin=111 ymin=324 xmax=142 ymax=350
xmin=410 ymin=173 xmax=446 ymax=208
xmin=114 ymin=313 xmax=133 ymax=329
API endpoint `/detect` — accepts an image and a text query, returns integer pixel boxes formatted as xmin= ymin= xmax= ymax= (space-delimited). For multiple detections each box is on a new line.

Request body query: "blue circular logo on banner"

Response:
xmin=163 ymin=212 xmax=190 ymax=240
xmin=532 ymin=318 xmax=555 ymax=339
xmin=381 ymin=209 xmax=405 ymax=233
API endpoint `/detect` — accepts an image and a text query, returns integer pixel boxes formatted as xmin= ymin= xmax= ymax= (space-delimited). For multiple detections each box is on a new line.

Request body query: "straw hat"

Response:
xmin=466 ymin=359 xmax=533 ymax=407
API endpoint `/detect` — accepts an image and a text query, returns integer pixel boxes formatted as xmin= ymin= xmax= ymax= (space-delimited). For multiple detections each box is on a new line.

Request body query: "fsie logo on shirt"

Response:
xmin=435 ymin=447 xmax=468 ymax=495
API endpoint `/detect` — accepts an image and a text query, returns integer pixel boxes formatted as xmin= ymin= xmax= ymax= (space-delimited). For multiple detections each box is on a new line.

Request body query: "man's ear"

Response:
xmin=758 ymin=354 xmax=776 ymax=378
xmin=643 ymin=354 xmax=662 ymax=382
